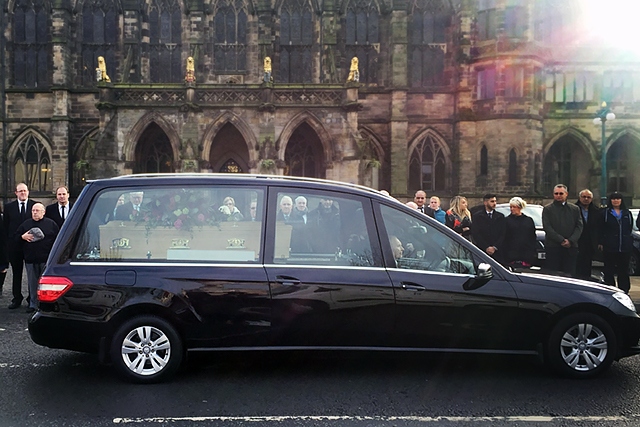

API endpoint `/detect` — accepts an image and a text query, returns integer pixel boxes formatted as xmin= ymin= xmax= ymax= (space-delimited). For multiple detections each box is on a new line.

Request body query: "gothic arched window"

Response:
xmin=13 ymin=134 xmax=52 ymax=192
xmin=12 ymin=0 xmax=50 ymax=88
xmin=278 ymin=0 xmax=314 ymax=83
xmin=409 ymin=0 xmax=448 ymax=87
xmin=409 ymin=135 xmax=446 ymax=193
xmin=212 ymin=0 xmax=248 ymax=72
xmin=220 ymin=159 xmax=243 ymax=173
xmin=508 ymin=149 xmax=518 ymax=185
xmin=149 ymin=0 xmax=182 ymax=83
xmin=480 ymin=145 xmax=488 ymax=176
xmin=345 ymin=0 xmax=380 ymax=85
xmin=80 ymin=0 xmax=118 ymax=86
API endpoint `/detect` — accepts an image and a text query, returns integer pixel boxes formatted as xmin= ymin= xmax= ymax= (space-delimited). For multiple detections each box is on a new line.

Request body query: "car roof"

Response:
xmin=86 ymin=173 xmax=394 ymax=202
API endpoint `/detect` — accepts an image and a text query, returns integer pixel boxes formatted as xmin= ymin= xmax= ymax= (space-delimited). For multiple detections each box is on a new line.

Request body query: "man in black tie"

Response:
xmin=3 ymin=183 xmax=37 ymax=309
xmin=414 ymin=190 xmax=434 ymax=216
xmin=45 ymin=186 xmax=73 ymax=228
xmin=276 ymin=196 xmax=294 ymax=222
xmin=472 ymin=193 xmax=506 ymax=263
xmin=574 ymin=189 xmax=601 ymax=280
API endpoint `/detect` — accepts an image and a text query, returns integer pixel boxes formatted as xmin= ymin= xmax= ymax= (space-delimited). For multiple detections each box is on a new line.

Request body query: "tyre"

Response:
xmin=110 ymin=315 xmax=183 ymax=384
xmin=629 ymin=252 xmax=639 ymax=276
xmin=546 ymin=313 xmax=616 ymax=379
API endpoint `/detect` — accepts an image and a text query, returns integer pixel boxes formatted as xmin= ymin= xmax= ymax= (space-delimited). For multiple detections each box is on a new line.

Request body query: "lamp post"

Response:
xmin=593 ymin=101 xmax=615 ymax=207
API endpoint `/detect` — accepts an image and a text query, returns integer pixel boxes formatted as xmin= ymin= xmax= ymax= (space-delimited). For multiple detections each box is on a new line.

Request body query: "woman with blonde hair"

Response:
xmin=503 ymin=197 xmax=537 ymax=268
xmin=219 ymin=196 xmax=244 ymax=221
xmin=445 ymin=195 xmax=472 ymax=240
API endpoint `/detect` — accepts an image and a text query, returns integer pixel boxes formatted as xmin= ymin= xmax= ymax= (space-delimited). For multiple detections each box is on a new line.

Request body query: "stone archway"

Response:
xmin=284 ymin=122 xmax=325 ymax=179
xmin=543 ymin=134 xmax=591 ymax=197
xmin=134 ymin=123 xmax=175 ymax=173
xmin=607 ymin=134 xmax=640 ymax=197
xmin=209 ymin=122 xmax=250 ymax=173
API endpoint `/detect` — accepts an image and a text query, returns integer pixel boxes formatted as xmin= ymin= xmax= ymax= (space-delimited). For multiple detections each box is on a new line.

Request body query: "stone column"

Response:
xmin=50 ymin=0 xmax=72 ymax=189
xmin=389 ymin=2 xmax=408 ymax=196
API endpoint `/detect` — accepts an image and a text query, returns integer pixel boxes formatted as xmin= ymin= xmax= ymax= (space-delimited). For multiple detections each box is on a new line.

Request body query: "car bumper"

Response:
xmin=28 ymin=311 xmax=107 ymax=354
xmin=617 ymin=315 xmax=640 ymax=358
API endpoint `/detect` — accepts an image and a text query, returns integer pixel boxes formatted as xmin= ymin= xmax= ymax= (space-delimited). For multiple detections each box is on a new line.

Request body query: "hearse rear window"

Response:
xmin=72 ymin=186 xmax=264 ymax=263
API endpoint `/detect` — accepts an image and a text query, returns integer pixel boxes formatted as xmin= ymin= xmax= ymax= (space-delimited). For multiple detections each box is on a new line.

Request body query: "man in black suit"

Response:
xmin=115 ymin=191 xmax=144 ymax=221
xmin=4 ymin=183 xmax=37 ymax=309
xmin=472 ymin=193 xmax=506 ymax=263
xmin=575 ymin=189 xmax=601 ymax=280
xmin=45 ymin=186 xmax=72 ymax=229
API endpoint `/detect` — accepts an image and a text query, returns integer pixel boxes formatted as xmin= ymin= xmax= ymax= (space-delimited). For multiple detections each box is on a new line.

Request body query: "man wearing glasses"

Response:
xmin=574 ymin=189 xmax=602 ymax=280
xmin=542 ymin=184 xmax=583 ymax=277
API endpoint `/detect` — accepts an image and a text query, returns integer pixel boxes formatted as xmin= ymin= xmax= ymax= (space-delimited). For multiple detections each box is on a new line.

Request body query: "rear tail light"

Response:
xmin=38 ymin=276 xmax=74 ymax=302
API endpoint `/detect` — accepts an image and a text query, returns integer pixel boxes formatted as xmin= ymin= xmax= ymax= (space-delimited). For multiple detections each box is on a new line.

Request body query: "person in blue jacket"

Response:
xmin=598 ymin=192 xmax=634 ymax=294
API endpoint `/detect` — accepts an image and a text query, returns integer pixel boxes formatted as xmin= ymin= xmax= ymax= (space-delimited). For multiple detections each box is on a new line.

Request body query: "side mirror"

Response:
xmin=463 ymin=263 xmax=493 ymax=291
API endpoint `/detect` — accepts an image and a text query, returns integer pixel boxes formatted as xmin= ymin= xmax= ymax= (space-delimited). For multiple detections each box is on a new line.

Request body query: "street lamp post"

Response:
xmin=593 ymin=102 xmax=615 ymax=207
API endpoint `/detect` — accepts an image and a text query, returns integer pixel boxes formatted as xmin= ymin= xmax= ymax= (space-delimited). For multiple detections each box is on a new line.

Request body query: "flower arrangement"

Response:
xmin=133 ymin=189 xmax=221 ymax=238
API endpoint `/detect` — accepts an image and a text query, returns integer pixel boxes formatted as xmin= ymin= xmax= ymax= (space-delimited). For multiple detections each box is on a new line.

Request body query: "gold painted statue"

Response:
xmin=96 ymin=56 xmax=111 ymax=82
xmin=185 ymin=56 xmax=196 ymax=83
xmin=347 ymin=56 xmax=359 ymax=82
xmin=263 ymin=56 xmax=273 ymax=83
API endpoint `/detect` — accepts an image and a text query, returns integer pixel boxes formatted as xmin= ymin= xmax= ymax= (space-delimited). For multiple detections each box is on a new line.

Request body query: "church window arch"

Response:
xmin=80 ymin=0 xmax=118 ymax=86
xmin=12 ymin=134 xmax=52 ymax=193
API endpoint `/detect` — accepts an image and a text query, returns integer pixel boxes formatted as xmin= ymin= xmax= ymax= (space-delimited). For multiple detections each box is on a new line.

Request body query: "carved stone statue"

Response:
xmin=347 ymin=56 xmax=359 ymax=83
xmin=181 ymin=138 xmax=197 ymax=160
xmin=96 ymin=56 xmax=111 ymax=82
xmin=185 ymin=56 xmax=196 ymax=83
xmin=263 ymin=56 xmax=273 ymax=83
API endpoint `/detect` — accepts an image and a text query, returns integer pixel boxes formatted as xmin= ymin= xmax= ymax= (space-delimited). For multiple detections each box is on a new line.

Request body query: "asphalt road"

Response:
xmin=3 ymin=270 xmax=640 ymax=427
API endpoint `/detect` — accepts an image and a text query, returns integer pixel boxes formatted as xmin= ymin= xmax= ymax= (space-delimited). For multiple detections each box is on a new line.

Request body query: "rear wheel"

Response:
xmin=546 ymin=313 xmax=616 ymax=379
xmin=110 ymin=315 xmax=183 ymax=383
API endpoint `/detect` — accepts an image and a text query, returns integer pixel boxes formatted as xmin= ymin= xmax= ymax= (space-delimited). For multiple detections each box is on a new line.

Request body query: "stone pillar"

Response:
xmin=390 ymin=90 xmax=408 ymax=196
xmin=389 ymin=2 xmax=408 ymax=196
xmin=50 ymin=0 xmax=72 ymax=190
xmin=321 ymin=0 xmax=339 ymax=83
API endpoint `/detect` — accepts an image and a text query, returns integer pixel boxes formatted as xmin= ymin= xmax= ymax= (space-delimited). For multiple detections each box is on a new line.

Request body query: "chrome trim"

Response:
xmin=264 ymin=264 xmax=387 ymax=272
xmin=187 ymin=346 xmax=538 ymax=355
xmin=386 ymin=267 xmax=470 ymax=278
xmin=70 ymin=262 xmax=265 ymax=268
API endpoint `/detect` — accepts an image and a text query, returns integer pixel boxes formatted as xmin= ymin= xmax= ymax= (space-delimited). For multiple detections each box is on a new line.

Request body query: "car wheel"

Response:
xmin=629 ymin=252 xmax=639 ymax=276
xmin=110 ymin=315 xmax=183 ymax=383
xmin=546 ymin=313 xmax=616 ymax=379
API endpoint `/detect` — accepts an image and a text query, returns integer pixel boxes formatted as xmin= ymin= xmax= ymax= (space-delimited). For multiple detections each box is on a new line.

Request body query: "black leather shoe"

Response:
xmin=25 ymin=307 xmax=35 ymax=314
xmin=8 ymin=301 xmax=21 ymax=309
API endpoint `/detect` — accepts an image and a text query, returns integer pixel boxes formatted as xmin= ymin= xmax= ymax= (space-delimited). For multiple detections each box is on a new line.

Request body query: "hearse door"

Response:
xmin=376 ymin=203 xmax=520 ymax=350
xmin=264 ymin=188 xmax=395 ymax=348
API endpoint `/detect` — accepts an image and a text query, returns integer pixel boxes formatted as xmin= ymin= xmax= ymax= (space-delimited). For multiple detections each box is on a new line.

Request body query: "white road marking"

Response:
xmin=112 ymin=415 xmax=635 ymax=424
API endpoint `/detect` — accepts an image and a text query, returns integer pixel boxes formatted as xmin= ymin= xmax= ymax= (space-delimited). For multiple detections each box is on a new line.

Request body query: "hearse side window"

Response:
xmin=380 ymin=204 xmax=477 ymax=274
xmin=273 ymin=191 xmax=380 ymax=267
xmin=72 ymin=186 xmax=264 ymax=263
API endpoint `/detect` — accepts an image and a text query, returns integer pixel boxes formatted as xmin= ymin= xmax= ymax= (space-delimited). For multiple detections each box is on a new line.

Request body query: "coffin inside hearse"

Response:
xmin=98 ymin=221 xmax=292 ymax=262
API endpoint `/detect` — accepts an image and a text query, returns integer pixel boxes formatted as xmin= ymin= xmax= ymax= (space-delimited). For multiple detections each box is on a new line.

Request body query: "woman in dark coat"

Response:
xmin=598 ymin=192 xmax=634 ymax=294
xmin=503 ymin=197 xmax=537 ymax=268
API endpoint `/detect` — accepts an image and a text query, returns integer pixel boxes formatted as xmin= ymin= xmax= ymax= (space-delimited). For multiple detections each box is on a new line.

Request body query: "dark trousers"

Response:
xmin=603 ymin=251 xmax=631 ymax=294
xmin=575 ymin=248 xmax=595 ymax=280
xmin=9 ymin=250 xmax=25 ymax=304
xmin=545 ymin=245 xmax=578 ymax=277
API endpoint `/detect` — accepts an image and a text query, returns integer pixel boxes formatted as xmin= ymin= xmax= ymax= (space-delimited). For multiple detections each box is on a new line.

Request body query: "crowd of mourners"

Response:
xmin=407 ymin=184 xmax=636 ymax=295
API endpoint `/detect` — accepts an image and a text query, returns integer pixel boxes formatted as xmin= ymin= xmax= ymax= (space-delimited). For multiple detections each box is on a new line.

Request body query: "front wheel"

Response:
xmin=110 ymin=315 xmax=183 ymax=383
xmin=546 ymin=313 xmax=616 ymax=379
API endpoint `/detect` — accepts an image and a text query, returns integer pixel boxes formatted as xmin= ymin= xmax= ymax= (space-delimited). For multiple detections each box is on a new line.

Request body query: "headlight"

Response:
xmin=613 ymin=292 xmax=636 ymax=312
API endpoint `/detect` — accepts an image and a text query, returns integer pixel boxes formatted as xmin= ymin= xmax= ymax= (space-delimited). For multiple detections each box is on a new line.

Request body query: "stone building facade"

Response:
xmin=2 ymin=0 xmax=640 ymax=207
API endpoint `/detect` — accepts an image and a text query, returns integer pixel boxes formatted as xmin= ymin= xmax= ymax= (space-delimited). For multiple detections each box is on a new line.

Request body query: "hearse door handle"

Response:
xmin=275 ymin=276 xmax=301 ymax=286
xmin=401 ymin=282 xmax=426 ymax=292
